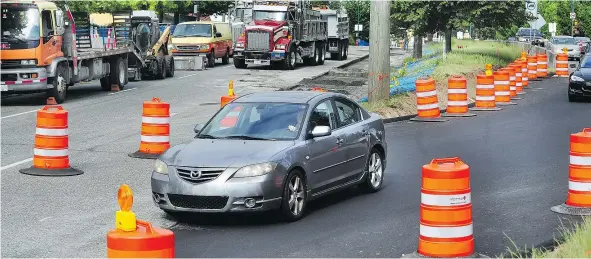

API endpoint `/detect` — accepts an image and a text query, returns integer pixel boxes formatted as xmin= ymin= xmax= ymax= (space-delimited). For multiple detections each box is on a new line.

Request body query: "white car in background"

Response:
xmin=546 ymin=36 xmax=582 ymax=61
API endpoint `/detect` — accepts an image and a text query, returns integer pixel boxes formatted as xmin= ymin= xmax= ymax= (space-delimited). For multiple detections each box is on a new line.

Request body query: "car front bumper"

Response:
xmin=151 ymin=167 xmax=284 ymax=213
xmin=568 ymin=81 xmax=591 ymax=97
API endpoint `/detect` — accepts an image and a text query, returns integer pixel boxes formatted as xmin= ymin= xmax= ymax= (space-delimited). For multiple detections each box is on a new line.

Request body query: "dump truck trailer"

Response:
xmin=0 ymin=0 xmax=145 ymax=103
xmin=318 ymin=7 xmax=349 ymax=60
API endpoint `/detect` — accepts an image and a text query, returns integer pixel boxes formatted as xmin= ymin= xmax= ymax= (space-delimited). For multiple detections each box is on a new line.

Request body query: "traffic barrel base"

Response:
xmin=550 ymin=203 xmax=591 ymax=216
xmin=19 ymin=166 xmax=83 ymax=177
xmin=410 ymin=116 xmax=449 ymax=122
xmin=128 ymin=151 xmax=161 ymax=160
xmin=442 ymin=112 xmax=476 ymax=117
xmin=402 ymin=251 xmax=489 ymax=258
xmin=470 ymin=107 xmax=502 ymax=111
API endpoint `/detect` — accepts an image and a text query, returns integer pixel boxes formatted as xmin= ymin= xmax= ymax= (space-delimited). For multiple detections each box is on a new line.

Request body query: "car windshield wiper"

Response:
xmin=197 ymin=134 xmax=219 ymax=139
xmin=223 ymin=135 xmax=276 ymax=141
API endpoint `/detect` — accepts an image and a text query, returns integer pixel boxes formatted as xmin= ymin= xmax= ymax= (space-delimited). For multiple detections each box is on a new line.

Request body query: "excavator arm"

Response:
xmin=151 ymin=26 xmax=172 ymax=56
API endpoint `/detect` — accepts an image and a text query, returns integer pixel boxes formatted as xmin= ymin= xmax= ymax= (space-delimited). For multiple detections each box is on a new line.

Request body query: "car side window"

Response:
xmin=308 ymin=100 xmax=335 ymax=131
xmin=334 ymin=98 xmax=361 ymax=128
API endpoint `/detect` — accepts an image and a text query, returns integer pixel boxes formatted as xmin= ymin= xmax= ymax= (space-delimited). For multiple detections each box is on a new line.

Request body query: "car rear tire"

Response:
xmin=165 ymin=55 xmax=175 ymax=77
xmin=208 ymin=50 xmax=216 ymax=67
xmin=280 ymin=169 xmax=307 ymax=222
xmin=358 ymin=148 xmax=384 ymax=193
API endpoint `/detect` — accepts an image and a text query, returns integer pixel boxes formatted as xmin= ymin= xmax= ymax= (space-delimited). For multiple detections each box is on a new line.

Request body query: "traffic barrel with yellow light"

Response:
xmin=220 ymin=80 xmax=237 ymax=108
xmin=107 ymin=184 xmax=175 ymax=258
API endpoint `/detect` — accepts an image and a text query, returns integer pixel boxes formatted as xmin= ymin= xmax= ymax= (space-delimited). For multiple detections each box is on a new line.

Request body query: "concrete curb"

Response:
xmin=280 ymin=53 xmax=370 ymax=91
xmin=382 ymin=102 xmax=476 ymax=124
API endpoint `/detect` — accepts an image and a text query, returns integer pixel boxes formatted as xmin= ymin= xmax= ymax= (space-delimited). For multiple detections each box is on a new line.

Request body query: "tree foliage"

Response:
xmin=538 ymin=0 xmax=591 ymax=37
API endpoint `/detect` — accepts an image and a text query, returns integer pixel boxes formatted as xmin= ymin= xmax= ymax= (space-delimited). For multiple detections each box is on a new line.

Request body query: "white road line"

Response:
xmin=1 ymin=109 xmax=37 ymax=119
xmin=178 ymin=74 xmax=199 ymax=79
xmin=109 ymin=88 xmax=136 ymax=95
xmin=39 ymin=217 xmax=52 ymax=222
xmin=0 ymin=157 xmax=33 ymax=171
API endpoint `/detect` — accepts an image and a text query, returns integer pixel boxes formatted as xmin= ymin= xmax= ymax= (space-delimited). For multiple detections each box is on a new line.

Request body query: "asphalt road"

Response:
xmin=171 ymin=77 xmax=590 ymax=257
xmin=0 ymin=47 xmax=368 ymax=258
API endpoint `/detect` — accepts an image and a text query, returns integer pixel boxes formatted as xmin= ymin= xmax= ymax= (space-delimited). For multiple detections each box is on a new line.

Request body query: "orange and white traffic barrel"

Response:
xmin=509 ymin=63 xmax=525 ymax=95
xmin=129 ymin=98 xmax=170 ymax=159
xmin=404 ymin=157 xmax=485 ymax=258
xmin=19 ymin=106 xmax=83 ymax=176
xmin=516 ymin=59 xmax=529 ymax=88
xmin=527 ymin=55 xmax=538 ymax=81
xmin=470 ymin=73 xmax=502 ymax=111
xmin=501 ymin=66 xmax=521 ymax=100
xmin=536 ymin=53 xmax=548 ymax=78
xmin=219 ymin=106 xmax=242 ymax=130
xmin=555 ymin=52 xmax=569 ymax=77
xmin=443 ymin=75 xmax=475 ymax=117
xmin=410 ymin=77 xmax=447 ymax=122
xmin=494 ymin=70 xmax=516 ymax=106
xmin=551 ymin=128 xmax=591 ymax=216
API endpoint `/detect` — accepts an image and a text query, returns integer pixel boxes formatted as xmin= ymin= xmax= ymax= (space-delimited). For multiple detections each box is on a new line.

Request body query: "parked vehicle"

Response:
xmin=317 ymin=6 xmax=349 ymax=60
xmin=0 ymin=0 xmax=141 ymax=103
xmin=516 ymin=27 xmax=544 ymax=47
xmin=546 ymin=36 xmax=582 ymax=61
xmin=170 ymin=21 xmax=233 ymax=67
xmin=582 ymin=42 xmax=590 ymax=56
xmin=575 ymin=36 xmax=590 ymax=56
xmin=126 ymin=11 xmax=175 ymax=81
xmin=151 ymin=91 xmax=387 ymax=221
xmin=229 ymin=0 xmax=253 ymax=53
xmin=568 ymin=53 xmax=591 ymax=102
xmin=233 ymin=0 xmax=328 ymax=70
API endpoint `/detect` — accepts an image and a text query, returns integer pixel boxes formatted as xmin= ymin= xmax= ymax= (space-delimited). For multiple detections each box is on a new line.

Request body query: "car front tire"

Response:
xmin=280 ymin=169 xmax=307 ymax=222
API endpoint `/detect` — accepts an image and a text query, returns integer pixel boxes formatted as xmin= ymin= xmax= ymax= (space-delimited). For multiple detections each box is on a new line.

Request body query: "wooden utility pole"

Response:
xmin=367 ymin=0 xmax=391 ymax=103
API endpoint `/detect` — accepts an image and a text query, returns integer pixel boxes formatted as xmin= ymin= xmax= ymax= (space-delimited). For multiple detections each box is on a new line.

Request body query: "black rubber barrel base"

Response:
xmin=551 ymin=203 xmax=591 ymax=216
xmin=402 ymin=251 xmax=489 ymax=258
xmin=19 ymin=166 xmax=84 ymax=176
xmin=470 ymin=107 xmax=503 ymax=111
xmin=410 ymin=117 xmax=448 ymax=122
xmin=128 ymin=151 xmax=160 ymax=159
xmin=442 ymin=112 xmax=477 ymax=117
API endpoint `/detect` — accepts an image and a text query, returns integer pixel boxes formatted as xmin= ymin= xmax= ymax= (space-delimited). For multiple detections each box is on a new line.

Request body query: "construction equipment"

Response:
xmin=127 ymin=11 xmax=175 ymax=81
xmin=232 ymin=0 xmax=328 ymax=70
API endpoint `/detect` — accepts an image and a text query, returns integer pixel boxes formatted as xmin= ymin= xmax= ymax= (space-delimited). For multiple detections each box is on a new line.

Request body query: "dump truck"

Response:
xmin=0 ymin=0 xmax=143 ymax=103
xmin=232 ymin=0 xmax=328 ymax=70
xmin=126 ymin=10 xmax=175 ymax=81
xmin=317 ymin=6 xmax=349 ymax=60
xmin=230 ymin=0 xmax=253 ymax=51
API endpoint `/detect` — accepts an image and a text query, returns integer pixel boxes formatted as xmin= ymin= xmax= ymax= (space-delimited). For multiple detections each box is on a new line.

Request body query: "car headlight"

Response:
xmin=571 ymin=75 xmax=585 ymax=82
xmin=275 ymin=44 xmax=286 ymax=50
xmin=236 ymin=42 xmax=245 ymax=48
xmin=20 ymin=59 xmax=36 ymax=65
xmin=154 ymin=159 xmax=169 ymax=175
xmin=233 ymin=162 xmax=278 ymax=178
xmin=201 ymin=44 xmax=210 ymax=50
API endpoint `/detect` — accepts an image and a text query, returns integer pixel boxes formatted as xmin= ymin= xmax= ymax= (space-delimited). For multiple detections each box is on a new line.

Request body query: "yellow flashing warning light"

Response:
xmin=228 ymin=80 xmax=235 ymax=97
xmin=485 ymin=63 xmax=493 ymax=76
xmin=115 ymin=184 xmax=137 ymax=232
xmin=563 ymin=47 xmax=568 ymax=54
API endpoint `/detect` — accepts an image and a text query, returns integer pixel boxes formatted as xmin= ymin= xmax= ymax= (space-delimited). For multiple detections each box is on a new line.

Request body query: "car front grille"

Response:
xmin=246 ymin=30 xmax=270 ymax=51
xmin=176 ymin=45 xmax=202 ymax=51
xmin=1 ymin=73 xmax=17 ymax=81
xmin=1 ymin=60 xmax=21 ymax=69
xmin=176 ymin=167 xmax=224 ymax=184
xmin=167 ymin=194 xmax=229 ymax=209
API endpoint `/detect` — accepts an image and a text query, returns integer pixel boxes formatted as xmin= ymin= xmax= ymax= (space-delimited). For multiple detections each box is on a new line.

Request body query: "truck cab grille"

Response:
xmin=246 ymin=31 xmax=270 ymax=51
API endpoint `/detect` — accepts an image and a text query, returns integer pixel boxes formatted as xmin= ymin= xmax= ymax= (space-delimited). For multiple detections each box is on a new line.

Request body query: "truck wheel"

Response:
xmin=123 ymin=58 xmax=129 ymax=85
xmin=47 ymin=64 xmax=67 ymax=104
xmin=156 ymin=56 xmax=166 ymax=79
xmin=342 ymin=42 xmax=348 ymax=60
xmin=165 ymin=55 xmax=175 ymax=77
xmin=222 ymin=49 xmax=230 ymax=65
xmin=110 ymin=57 xmax=126 ymax=90
xmin=234 ymin=58 xmax=247 ymax=69
xmin=283 ymin=48 xmax=296 ymax=70
xmin=317 ymin=44 xmax=325 ymax=65
xmin=208 ymin=50 xmax=216 ymax=67
xmin=336 ymin=44 xmax=343 ymax=60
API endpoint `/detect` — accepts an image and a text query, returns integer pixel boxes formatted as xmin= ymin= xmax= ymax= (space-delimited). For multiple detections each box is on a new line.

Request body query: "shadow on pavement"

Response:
xmin=1 ymin=84 xmax=110 ymax=107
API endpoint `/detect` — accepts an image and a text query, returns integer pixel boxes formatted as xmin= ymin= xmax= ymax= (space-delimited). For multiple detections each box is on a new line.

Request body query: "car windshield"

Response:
xmin=553 ymin=37 xmax=576 ymax=45
xmin=172 ymin=24 xmax=212 ymax=37
xmin=253 ymin=11 xmax=286 ymax=21
xmin=1 ymin=6 xmax=40 ymax=41
xmin=575 ymin=37 xmax=590 ymax=43
xmin=581 ymin=57 xmax=591 ymax=68
xmin=198 ymin=102 xmax=308 ymax=140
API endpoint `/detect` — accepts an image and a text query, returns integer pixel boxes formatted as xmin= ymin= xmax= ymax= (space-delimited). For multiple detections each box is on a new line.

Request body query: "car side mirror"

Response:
xmin=194 ymin=123 xmax=204 ymax=134
xmin=215 ymin=32 xmax=222 ymax=37
xmin=310 ymin=125 xmax=331 ymax=138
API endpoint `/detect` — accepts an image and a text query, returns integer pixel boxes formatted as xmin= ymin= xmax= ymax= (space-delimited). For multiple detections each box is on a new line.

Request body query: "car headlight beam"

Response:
xmin=233 ymin=162 xmax=278 ymax=178
xmin=154 ymin=159 xmax=169 ymax=175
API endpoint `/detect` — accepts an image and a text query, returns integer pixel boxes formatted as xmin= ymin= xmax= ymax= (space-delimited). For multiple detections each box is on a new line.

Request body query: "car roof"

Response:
xmin=234 ymin=91 xmax=347 ymax=104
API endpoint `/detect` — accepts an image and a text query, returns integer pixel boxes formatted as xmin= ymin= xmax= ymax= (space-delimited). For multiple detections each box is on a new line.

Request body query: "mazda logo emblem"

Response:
xmin=190 ymin=170 xmax=202 ymax=179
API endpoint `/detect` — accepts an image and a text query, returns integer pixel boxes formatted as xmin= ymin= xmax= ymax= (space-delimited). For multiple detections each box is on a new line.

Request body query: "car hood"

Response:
xmin=169 ymin=139 xmax=295 ymax=168
xmin=553 ymin=44 xmax=578 ymax=50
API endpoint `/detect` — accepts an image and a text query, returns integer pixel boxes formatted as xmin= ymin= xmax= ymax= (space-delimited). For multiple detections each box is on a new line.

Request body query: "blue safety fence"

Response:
xmin=359 ymin=48 xmax=441 ymax=102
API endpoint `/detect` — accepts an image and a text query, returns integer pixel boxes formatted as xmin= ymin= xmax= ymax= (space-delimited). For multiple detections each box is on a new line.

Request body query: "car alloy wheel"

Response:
xmin=368 ymin=152 xmax=383 ymax=188
xmin=288 ymin=175 xmax=305 ymax=216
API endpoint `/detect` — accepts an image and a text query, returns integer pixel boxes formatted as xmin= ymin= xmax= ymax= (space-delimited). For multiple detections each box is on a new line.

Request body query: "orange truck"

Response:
xmin=0 ymin=0 xmax=138 ymax=103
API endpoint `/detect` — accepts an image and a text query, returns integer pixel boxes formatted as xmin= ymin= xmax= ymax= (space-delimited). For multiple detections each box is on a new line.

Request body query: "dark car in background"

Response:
xmin=516 ymin=28 xmax=545 ymax=47
xmin=568 ymin=54 xmax=591 ymax=102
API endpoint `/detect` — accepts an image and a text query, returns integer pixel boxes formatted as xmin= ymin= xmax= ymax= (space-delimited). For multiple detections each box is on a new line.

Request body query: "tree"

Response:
xmin=343 ymin=0 xmax=370 ymax=42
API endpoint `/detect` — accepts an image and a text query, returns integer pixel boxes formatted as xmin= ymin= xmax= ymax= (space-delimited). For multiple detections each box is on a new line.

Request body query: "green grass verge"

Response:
xmin=503 ymin=217 xmax=591 ymax=258
xmin=360 ymin=92 xmax=410 ymax=112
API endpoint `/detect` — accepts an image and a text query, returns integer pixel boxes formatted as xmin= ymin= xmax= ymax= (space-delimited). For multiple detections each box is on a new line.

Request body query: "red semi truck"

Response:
xmin=232 ymin=0 xmax=328 ymax=70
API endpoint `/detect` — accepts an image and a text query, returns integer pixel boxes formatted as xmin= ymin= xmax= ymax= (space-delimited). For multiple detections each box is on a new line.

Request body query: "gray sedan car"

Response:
xmin=151 ymin=91 xmax=387 ymax=221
